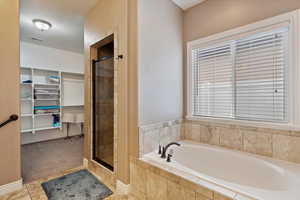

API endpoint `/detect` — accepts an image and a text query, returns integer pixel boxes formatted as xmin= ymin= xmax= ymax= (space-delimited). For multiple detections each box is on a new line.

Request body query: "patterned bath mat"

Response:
xmin=42 ymin=169 xmax=113 ymax=200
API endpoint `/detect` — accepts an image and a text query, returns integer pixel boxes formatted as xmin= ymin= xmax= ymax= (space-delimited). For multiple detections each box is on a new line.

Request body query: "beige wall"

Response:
xmin=0 ymin=0 xmax=21 ymax=186
xmin=183 ymin=0 xmax=300 ymax=114
xmin=128 ymin=0 xmax=139 ymax=158
xmin=138 ymin=0 xmax=183 ymax=125
xmin=184 ymin=0 xmax=300 ymax=42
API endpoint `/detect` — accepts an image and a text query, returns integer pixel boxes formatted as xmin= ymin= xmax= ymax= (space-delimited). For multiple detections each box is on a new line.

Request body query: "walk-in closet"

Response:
xmin=20 ymin=0 xmax=88 ymax=183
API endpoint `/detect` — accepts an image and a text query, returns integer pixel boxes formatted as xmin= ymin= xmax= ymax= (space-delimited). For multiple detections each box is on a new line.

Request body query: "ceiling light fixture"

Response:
xmin=32 ymin=19 xmax=52 ymax=31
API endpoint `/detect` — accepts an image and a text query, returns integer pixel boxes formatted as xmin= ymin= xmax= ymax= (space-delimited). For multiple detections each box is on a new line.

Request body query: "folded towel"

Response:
xmin=34 ymin=106 xmax=60 ymax=110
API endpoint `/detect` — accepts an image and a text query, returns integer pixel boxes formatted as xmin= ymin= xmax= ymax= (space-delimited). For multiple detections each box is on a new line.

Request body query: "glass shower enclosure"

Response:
xmin=92 ymin=37 xmax=114 ymax=171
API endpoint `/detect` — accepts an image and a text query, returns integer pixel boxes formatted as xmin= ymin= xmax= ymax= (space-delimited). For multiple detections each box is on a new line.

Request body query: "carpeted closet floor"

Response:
xmin=21 ymin=136 xmax=84 ymax=183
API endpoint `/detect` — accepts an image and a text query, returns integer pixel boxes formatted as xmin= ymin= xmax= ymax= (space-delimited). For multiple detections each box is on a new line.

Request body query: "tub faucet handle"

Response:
xmin=169 ymin=149 xmax=174 ymax=155
xmin=158 ymin=145 xmax=162 ymax=155
xmin=167 ymin=153 xmax=173 ymax=162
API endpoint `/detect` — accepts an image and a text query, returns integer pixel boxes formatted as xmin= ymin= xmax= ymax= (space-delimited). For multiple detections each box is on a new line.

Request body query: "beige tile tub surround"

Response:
xmin=183 ymin=120 xmax=300 ymax=164
xmin=185 ymin=123 xmax=201 ymax=142
xmin=129 ymin=158 xmax=248 ymax=200
xmin=139 ymin=119 xmax=183 ymax=157
xmin=243 ymin=131 xmax=272 ymax=157
xmin=219 ymin=128 xmax=243 ymax=151
xmin=273 ymin=134 xmax=300 ymax=163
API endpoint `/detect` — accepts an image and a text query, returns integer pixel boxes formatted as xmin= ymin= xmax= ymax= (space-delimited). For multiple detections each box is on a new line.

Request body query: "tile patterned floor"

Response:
xmin=0 ymin=167 xmax=135 ymax=200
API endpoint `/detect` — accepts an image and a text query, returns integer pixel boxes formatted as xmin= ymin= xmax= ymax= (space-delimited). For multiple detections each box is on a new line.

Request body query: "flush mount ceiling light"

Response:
xmin=32 ymin=19 xmax=52 ymax=31
xmin=31 ymin=37 xmax=43 ymax=42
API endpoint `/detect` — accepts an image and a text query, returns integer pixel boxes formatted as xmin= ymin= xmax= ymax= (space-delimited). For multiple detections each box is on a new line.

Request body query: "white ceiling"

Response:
xmin=20 ymin=0 xmax=100 ymax=53
xmin=172 ymin=0 xmax=207 ymax=10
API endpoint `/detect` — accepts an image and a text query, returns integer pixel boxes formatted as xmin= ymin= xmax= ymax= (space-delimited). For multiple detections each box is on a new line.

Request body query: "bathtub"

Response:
xmin=142 ymin=140 xmax=300 ymax=200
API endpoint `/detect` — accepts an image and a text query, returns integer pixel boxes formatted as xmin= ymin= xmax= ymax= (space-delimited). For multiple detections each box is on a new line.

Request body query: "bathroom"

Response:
xmin=1 ymin=0 xmax=300 ymax=200
xmin=133 ymin=0 xmax=300 ymax=199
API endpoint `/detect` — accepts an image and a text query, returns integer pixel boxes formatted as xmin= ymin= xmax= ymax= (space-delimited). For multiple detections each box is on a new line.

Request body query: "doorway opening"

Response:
xmin=92 ymin=34 xmax=115 ymax=171
xmin=19 ymin=0 xmax=98 ymax=183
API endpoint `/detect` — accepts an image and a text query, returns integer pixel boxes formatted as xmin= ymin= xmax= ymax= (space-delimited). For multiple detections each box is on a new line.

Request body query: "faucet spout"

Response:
xmin=161 ymin=142 xmax=180 ymax=158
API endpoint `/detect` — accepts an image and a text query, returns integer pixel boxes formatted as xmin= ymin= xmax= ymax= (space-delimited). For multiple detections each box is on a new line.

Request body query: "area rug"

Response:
xmin=42 ymin=169 xmax=113 ymax=200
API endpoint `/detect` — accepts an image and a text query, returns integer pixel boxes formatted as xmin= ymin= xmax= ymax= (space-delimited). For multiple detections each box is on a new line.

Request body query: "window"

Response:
xmin=191 ymin=43 xmax=234 ymax=119
xmin=189 ymin=27 xmax=289 ymax=123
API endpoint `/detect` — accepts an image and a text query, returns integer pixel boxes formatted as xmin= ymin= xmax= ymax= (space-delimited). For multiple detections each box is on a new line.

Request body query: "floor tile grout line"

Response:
xmin=24 ymin=183 xmax=33 ymax=200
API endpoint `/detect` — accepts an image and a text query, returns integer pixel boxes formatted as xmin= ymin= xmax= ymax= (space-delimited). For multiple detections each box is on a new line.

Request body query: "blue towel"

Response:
xmin=34 ymin=106 xmax=60 ymax=110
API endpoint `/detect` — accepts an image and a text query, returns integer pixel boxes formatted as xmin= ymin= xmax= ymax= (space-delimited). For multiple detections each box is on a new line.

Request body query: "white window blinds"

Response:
xmin=235 ymin=29 xmax=288 ymax=122
xmin=192 ymin=44 xmax=233 ymax=118
xmin=191 ymin=27 xmax=289 ymax=122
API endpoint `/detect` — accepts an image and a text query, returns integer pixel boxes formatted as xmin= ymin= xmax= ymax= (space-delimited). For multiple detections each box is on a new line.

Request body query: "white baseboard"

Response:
xmin=116 ymin=180 xmax=129 ymax=195
xmin=0 ymin=179 xmax=23 ymax=197
xmin=83 ymin=158 xmax=89 ymax=168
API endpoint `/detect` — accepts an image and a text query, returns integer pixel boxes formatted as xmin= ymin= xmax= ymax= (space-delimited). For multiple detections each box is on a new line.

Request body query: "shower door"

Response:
xmin=92 ymin=40 xmax=114 ymax=171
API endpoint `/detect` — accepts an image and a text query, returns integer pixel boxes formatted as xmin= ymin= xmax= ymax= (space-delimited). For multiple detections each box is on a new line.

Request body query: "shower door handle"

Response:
xmin=117 ymin=55 xmax=123 ymax=60
xmin=0 ymin=114 xmax=19 ymax=129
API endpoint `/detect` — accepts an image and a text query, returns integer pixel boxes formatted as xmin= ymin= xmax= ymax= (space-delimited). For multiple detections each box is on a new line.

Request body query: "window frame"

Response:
xmin=186 ymin=10 xmax=300 ymax=130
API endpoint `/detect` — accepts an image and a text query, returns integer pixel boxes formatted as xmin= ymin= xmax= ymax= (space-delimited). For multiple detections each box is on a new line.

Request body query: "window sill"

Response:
xmin=185 ymin=115 xmax=300 ymax=131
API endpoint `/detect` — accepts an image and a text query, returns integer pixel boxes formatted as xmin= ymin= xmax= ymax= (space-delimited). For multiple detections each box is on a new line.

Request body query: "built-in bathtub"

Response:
xmin=142 ymin=140 xmax=300 ymax=200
